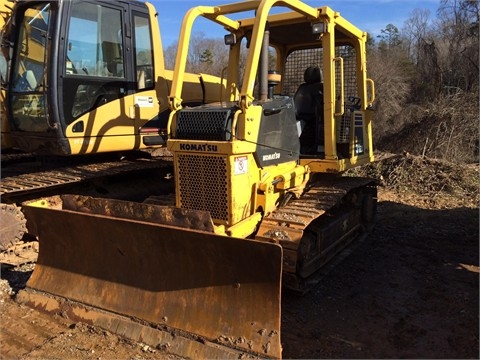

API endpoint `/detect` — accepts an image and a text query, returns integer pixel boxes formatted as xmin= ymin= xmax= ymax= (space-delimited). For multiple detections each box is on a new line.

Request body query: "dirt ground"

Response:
xmin=0 ymin=157 xmax=478 ymax=359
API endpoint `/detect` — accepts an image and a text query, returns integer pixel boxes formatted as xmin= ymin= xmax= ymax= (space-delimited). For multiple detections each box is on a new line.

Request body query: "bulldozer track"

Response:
xmin=256 ymin=176 xmax=377 ymax=293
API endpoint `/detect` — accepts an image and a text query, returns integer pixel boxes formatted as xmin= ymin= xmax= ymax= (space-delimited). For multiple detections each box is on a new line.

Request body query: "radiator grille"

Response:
xmin=176 ymin=109 xmax=232 ymax=141
xmin=177 ymin=154 xmax=229 ymax=222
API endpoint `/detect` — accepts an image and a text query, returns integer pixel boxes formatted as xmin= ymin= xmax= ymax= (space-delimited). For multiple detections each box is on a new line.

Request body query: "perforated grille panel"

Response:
xmin=337 ymin=111 xmax=351 ymax=143
xmin=283 ymin=45 xmax=358 ymax=99
xmin=176 ymin=109 xmax=232 ymax=141
xmin=284 ymin=46 xmax=358 ymax=144
xmin=284 ymin=48 xmax=322 ymax=96
xmin=177 ymin=154 xmax=229 ymax=222
xmin=335 ymin=46 xmax=358 ymax=102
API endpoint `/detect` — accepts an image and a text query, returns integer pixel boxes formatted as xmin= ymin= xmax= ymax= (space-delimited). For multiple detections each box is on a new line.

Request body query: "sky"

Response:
xmin=150 ymin=0 xmax=441 ymax=47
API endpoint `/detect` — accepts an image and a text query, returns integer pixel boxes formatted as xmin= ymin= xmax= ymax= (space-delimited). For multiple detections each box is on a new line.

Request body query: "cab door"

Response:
xmin=129 ymin=7 xmax=164 ymax=140
xmin=61 ymin=0 xmax=155 ymax=154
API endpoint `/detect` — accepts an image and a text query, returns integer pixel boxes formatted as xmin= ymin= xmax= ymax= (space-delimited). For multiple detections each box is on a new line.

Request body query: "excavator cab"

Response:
xmin=20 ymin=1 xmax=376 ymax=359
xmin=2 ymin=0 xmax=223 ymax=155
xmin=0 ymin=0 xmax=13 ymax=150
xmin=4 ymin=0 xmax=159 ymax=154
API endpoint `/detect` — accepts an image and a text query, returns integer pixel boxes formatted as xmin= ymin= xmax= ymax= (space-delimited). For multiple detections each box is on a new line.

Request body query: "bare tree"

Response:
xmin=162 ymin=32 xmax=230 ymax=76
xmin=370 ymin=0 xmax=478 ymax=163
xmin=437 ymin=0 xmax=479 ymax=92
xmin=402 ymin=8 xmax=432 ymax=63
xmin=368 ymin=47 xmax=412 ymax=142
xmin=163 ymin=42 xmax=177 ymax=70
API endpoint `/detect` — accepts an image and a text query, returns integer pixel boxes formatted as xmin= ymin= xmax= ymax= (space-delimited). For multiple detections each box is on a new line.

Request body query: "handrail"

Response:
xmin=334 ymin=56 xmax=344 ymax=116
xmin=366 ymin=78 xmax=375 ymax=106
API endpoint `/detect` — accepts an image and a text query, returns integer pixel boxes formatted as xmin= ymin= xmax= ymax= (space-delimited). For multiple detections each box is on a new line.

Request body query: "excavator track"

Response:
xmin=0 ymin=157 xmax=173 ymax=266
xmin=1 ymin=157 xmax=169 ymax=201
xmin=256 ymin=176 xmax=377 ymax=293
xmin=0 ymin=151 xmax=36 ymax=168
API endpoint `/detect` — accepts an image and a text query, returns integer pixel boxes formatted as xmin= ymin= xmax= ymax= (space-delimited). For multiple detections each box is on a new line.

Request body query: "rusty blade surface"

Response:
xmin=60 ymin=194 xmax=215 ymax=232
xmin=21 ymin=202 xmax=283 ymax=358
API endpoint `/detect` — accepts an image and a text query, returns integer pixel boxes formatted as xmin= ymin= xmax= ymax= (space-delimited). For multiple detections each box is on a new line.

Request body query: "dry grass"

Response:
xmin=374 ymin=91 xmax=479 ymax=164
xmin=346 ymin=152 xmax=480 ymax=209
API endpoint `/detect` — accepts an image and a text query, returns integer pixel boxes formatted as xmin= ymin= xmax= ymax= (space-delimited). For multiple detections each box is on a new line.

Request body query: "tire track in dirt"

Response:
xmin=0 ymin=297 xmax=69 ymax=359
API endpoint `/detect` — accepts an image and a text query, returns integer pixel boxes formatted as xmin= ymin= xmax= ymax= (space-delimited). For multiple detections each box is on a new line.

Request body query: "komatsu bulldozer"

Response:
xmin=19 ymin=0 xmax=377 ymax=358
xmin=1 ymin=0 xmax=224 ymax=155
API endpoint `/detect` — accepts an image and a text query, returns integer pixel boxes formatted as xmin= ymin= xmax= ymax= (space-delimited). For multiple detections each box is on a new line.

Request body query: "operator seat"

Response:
xmin=294 ymin=66 xmax=324 ymax=154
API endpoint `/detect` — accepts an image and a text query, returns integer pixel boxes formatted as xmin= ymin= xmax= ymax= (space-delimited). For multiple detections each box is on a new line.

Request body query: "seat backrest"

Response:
xmin=294 ymin=66 xmax=323 ymax=118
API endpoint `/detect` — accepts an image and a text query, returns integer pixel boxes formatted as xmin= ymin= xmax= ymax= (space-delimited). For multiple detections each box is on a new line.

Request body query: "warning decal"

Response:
xmin=234 ymin=156 xmax=248 ymax=175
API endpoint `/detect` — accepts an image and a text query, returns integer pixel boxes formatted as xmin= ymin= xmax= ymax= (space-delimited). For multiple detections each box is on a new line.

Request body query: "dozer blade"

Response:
xmin=18 ymin=196 xmax=283 ymax=359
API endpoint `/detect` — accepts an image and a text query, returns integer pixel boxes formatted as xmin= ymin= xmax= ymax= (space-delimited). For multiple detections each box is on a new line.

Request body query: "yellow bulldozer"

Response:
xmin=19 ymin=0 xmax=377 ymax=358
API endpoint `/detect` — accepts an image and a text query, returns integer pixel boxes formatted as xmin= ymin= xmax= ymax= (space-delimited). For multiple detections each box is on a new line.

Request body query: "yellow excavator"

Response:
xmin=1 ymin=0 xmax=223 ymax=155
xmin=0 ymin=0 xmax=225 ymax=265
xmin=19 ymin=0 xmax=376 ymax=358
xmin=1 ymin=0 xmax=13 ymax=149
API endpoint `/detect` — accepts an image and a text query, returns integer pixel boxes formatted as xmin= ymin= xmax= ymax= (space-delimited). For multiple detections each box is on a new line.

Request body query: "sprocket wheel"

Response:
xmin=0 ymin=203 xmax=27 ymax=251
